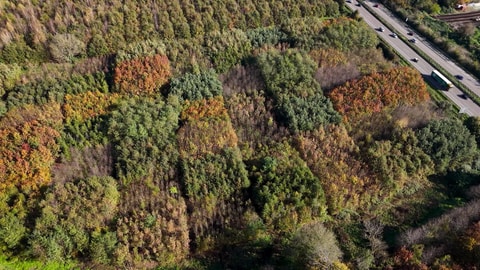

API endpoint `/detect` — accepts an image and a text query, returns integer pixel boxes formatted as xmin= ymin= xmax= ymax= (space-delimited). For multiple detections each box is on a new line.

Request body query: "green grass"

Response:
xmin=0 ymin=256 xmax=78 ymax=270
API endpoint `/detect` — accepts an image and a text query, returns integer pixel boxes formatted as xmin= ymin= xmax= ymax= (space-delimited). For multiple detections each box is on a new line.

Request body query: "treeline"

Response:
xmin=0 ymin=0 xmax=340 ymax=64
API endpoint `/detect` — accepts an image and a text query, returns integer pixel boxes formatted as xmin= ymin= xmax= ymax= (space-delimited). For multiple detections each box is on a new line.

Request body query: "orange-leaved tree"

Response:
xmin=329 ymin=67 xmax=429 ymax=121
xmin=114 ymin=54 xmax=171 ymax=96
xmin=0 ymin=103 xmax=63 ymax=193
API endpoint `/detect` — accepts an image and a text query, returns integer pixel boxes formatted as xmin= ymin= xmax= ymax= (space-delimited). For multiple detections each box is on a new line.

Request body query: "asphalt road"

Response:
xmin=345 ymin=1 xmax=480 ymax=116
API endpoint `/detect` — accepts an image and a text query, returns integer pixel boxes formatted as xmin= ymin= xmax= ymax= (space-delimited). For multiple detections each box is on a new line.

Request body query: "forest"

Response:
xmin=0 ymin=0 xmax=480 ymax=269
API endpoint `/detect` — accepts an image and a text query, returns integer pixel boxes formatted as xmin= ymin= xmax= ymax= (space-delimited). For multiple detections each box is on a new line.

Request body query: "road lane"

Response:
xmin=345 ymin=1 xmax=480 ymax=116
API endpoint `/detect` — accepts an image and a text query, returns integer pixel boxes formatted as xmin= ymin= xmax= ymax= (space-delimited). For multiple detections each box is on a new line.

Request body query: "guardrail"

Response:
xmin=360 ymin=1 xmax=480 ymax=108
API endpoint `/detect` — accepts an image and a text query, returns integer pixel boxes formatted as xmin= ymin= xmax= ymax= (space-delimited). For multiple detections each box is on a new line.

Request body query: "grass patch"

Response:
xmin=0 ymin=256 xmax=78 ymax=270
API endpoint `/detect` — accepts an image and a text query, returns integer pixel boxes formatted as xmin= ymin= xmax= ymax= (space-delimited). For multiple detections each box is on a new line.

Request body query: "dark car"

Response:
xmin=390 ymin=33 xmax=398 ymax=38
xmin=455 ymin=75 xmax=464 ymax=80
xmin=373 ymin=4 xmax=379 ymax=7
xmin=377 ymin=27 xmax=385 ymax=32
xmin=407 ymin=31 xmax=413 ymax=36
xmin=409 ymin=38 xmax=417 ymax=43
xmin=412 ymin=58 xmax=419 ymax=62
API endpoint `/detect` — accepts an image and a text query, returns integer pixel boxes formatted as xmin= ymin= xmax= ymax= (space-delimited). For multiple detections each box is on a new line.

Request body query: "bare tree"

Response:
xmin=363 ymin=219 xmax=388 ymax=260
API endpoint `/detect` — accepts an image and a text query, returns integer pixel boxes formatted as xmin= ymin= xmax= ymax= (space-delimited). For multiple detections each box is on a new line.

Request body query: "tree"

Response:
xmin=0 ymin=63 xmax=22 ymax=95
xmin=296 ymin=124 xmax=379 ymax=215
xmin=250 ymin=141 xmax=327 ymax=232
xmin=113 ymin=54 xmax=171 ymax=96
xmin=49 ymin=34 xmax=85 ymax=63
xmin=316 ymin=18 xmax=378 ymax=52
xmin=30 ymin=176 xmax=119 ymax=263
xmin=454 ymin=221 xmax=480 ymax=268
xmin=0 ymin=103 xmax=62 ymax=194
xmin=107 ymin=96 xmax=180 ymax=182
xmin=256 ymin=49 xmax=340 ymax=132
xmin=86 ymin=34 xmax=110 ymax=57
xmin=204 ymin=29 xmax=252 ymax=73
xmin=416 ymin=119 xmax=478 ymax=173
xmin=329 ymin=67 xmax=429 ymax=121
xmin=169 ymin=69 xmax=223 ymax=101
xmin=286 ymin=222 xmax=343 ymax=269
xmin=465 ymin=116 xmax=480 ymax=146
xmin=365 ymin=128 xmax=434 ymax=189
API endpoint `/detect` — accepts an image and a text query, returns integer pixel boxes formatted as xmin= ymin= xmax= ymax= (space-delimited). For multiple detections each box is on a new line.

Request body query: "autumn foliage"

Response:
xmin=329 ymin=67 xmax=429 ymax=121
xmin=114 ymin=54 xmax=171 ymax=96
xmin=0 ymin=103 xmax=62 ymax=193
xmin=180 ymin=96 xmax=228 ymax=122
xmin=63 ymin=91 xmax=121 ymax=123
xmin=296 ymin=125 xmax=379 ymax=215
xmin=178 ymin=97 xmax=238 ymax=158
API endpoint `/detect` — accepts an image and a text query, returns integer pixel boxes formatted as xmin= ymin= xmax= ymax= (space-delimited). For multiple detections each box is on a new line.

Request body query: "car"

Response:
xmin=455 ymin=75 xmax=464 ymax=80
xmin=475 ymin=17 xmax=480 ymax=22
xmin=409 ymin=38 xmax=417 ymax=43
xmin=377 ymin=27 xmax=385 ymax=32
xmin=407 ymin=31 xmax=413 ymax=36
xmin=355 ymin=2 xmax=361 ymax=6
xmin=390 ymin=33 xmax=398 ymax=38
xmin=373 ymin=4 xmax=379 ymax=7
xmin=412 ymin=58 xmax=419 ymax=62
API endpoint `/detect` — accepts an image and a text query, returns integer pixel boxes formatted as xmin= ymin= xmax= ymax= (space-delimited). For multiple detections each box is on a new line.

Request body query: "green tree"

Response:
xmin=366 ymin=128 xmax=434 ymax=189
xmin=0 ymin=187 xmax=27 ymax=255
xmin=0 ymin=63 xmax=22 ymax=95
xmin=257 ymin=49 xmax=340 ymax=132
xmin=169 ymin=69 xmax=223 ymax=101
xmin=250 ymin=142 xmax=327 ymax=232
xmin=465 ymin=116 xmax=480 ymax=146
xmin=107 ymin=96 xmax=181 ymax=182
xmin=316 ymin=18 xmax=378 ymax=52
xmin=86 ymin=34 xmax=110 ymax=57
xmin=204 ymin=29 xmax=252 ymax=73
xmin=416 ymin=119 xmax=478 ymax=173
xmin=246 ymin=26 xmax=287 ymax=48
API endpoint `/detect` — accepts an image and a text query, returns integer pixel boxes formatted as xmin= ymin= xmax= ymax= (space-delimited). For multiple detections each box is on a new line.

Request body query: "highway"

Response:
xmin=345 ymin=1 xmax=480 ymax=116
